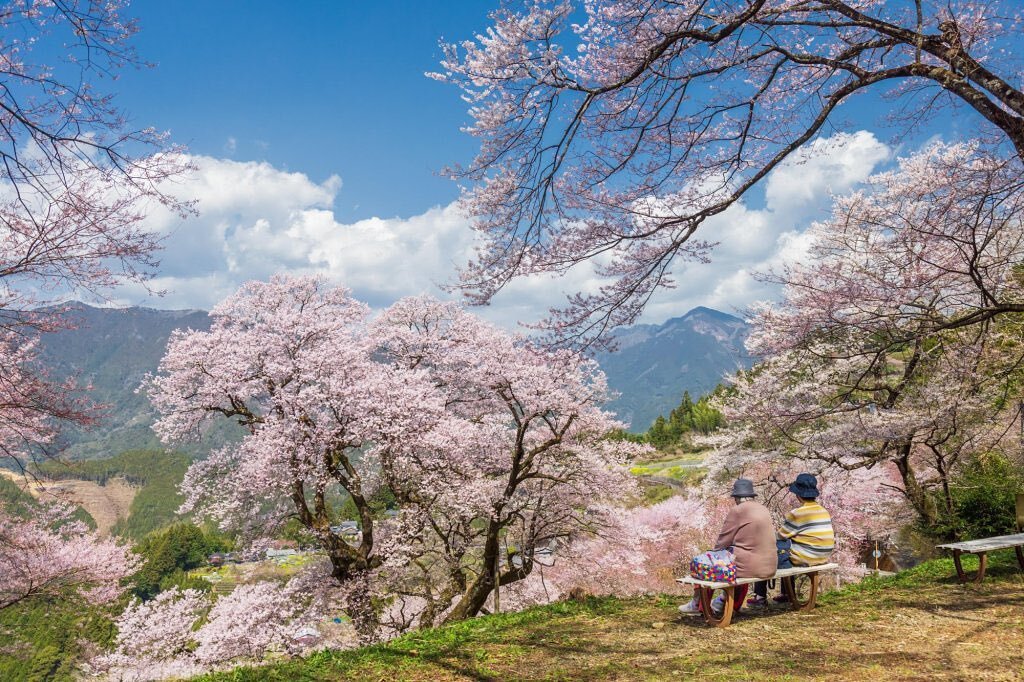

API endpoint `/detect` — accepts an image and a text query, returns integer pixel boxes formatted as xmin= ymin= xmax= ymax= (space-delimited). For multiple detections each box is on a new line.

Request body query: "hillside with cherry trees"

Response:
xmin=3 ymin=1 xmax=1024 ymax=681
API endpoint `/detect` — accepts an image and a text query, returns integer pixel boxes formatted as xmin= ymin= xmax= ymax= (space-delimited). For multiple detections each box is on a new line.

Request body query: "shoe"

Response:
xmin=678 ymin=597 xmax=701 ymax=616
xmin=773 ymin=594 xmax=790 ymax=604
xmin=710 ymin=594 xmax=725 ymax=616
xmin=747 ymin=595 xmax=768 ymax=608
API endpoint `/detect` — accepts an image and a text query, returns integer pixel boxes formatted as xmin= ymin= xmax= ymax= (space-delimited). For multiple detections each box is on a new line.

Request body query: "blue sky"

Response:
xmin=97 ymin=2 xmax=990 ymax=325
xmin=118 ymin=1 xmax=491 ymax=222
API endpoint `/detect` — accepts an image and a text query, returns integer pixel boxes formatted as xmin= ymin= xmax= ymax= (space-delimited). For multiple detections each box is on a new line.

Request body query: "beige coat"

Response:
xmin=713 ymin=500 xmax=777 ymax=578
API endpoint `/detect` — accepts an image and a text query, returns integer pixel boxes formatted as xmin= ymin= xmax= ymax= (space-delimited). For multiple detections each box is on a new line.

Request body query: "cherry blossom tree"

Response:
xmin=0 ymin=0 xmax=189 ymax=612
xmin=144 ymin=275 xmax=441 ymax=640
xmin=0 ymin=0 xmax=191 ymax=469
xmin=0 ymin=499 xmax=140 ymax=609
xmin=434 ymin=0 xmax=1024 ymax=345
xmin=372 ymin=296 xmax=644 ymax=625
xmin=149 ymin=281 xmax=647 ymax=641
xmin=711 ymin=142 xmax=1024 ymax=527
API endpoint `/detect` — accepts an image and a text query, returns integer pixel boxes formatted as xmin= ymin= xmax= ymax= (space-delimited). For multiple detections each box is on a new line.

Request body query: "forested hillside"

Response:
xmin=35 ymin=304 xmax=238 ymax=459
xmin=36 ymin=450 xmax=191 ymax=540
xmin=597 ymin=307 xmax=752 ymax=431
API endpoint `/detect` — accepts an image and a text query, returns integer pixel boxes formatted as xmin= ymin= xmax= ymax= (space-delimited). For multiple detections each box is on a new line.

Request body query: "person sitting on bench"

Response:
xmin=749 ymin=473 xmax=835 ymax=607
xmin=679 ymin=477 xmax=776 ymax=616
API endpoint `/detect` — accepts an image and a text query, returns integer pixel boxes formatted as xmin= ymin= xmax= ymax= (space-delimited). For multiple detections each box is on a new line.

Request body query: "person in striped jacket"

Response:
xmin=749 ymin=473 xmax=835 ymax=607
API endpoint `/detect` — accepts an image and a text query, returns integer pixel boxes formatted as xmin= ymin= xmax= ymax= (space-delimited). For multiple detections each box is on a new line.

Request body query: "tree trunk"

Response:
xmin=893 ymin=444 xmax=937 ymax=527
xmin=443 ymin=527 xmax=499 ymax=624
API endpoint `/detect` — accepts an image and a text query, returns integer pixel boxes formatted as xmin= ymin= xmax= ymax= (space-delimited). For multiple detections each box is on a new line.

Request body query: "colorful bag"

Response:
xmin=689 ymin=548 xmax=737 ymax=583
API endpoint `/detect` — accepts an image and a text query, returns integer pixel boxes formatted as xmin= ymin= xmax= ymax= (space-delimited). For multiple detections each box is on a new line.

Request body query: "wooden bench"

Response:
xmin=676 ymin=563 xmax=839 ymax=628
xmin=936 ymin=533 xmax=1024 ymax=583
xmin=936 ymin=493 xmax=1024 ymax=584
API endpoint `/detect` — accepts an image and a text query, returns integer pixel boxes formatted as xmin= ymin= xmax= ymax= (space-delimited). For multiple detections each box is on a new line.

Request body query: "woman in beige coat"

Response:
xmin=679 ymin=478 xmax=776 ymax=615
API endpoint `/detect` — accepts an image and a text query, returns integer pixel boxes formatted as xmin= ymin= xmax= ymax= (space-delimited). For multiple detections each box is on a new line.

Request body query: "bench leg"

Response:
xmin=952 ymin=550 xmax=987 ymax=583
xmin=782 ymin=572 xmax=819 ymax=611
xmin=698 ymin=585 xmax=734 ymax=628
xmin=1016 ymin=546 xmax=1024 ymax=571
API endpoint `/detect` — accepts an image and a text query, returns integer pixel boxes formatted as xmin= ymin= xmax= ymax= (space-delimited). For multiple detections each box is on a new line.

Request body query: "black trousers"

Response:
xmin=754 ymin=580 xmax=768 ymax=597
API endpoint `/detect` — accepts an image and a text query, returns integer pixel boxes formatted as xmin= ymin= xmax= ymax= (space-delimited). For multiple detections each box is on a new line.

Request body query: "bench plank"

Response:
xmin=676 ymin=563 xmax=839 ymax=589
xmin=935 ymin=532 xmax=1024 ymax=554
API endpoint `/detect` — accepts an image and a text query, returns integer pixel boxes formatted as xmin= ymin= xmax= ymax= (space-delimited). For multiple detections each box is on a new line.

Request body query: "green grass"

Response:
xmin=629 ymin=453 xmax=705 ymax=483
xmin=195 ymin=555 xmax=1024 ymax=681
xmin=196 ymin=598 xmax=625 ymax=682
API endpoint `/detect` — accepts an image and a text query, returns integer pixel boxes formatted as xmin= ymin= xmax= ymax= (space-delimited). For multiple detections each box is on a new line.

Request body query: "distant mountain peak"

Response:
xmin=681 ymin=305 xmax=744 ymax=322
xmin=600 ymin=305 xmax=754 ymax=431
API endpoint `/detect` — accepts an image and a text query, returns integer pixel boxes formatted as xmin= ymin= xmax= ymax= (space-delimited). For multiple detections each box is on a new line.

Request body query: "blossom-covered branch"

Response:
xmin=436 ymin=0 xmax=1024 ymax=345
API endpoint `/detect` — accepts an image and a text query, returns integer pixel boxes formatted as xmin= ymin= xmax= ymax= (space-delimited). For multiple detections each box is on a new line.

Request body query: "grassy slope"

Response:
xmin=198 ymin=555 xmax=1024 ymax=682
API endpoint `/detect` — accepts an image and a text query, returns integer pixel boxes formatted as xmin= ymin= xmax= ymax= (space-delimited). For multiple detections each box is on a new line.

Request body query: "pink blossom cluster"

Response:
xmin=502 ymin=494 xmax=728 ymax=609
xmin=0 ymin=500 xmax=139 ymax=609
xmin=98 ymin=570 xmax=352 ymax=681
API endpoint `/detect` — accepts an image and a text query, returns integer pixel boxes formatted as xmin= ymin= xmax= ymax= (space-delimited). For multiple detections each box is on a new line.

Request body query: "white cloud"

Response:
xmin=114 ymin=155 xmax=472 ymax=314
xmin=640 ymin=130 xmax=891 ymax=322
xmin=117 ymin=131 xmax=891 ymax=328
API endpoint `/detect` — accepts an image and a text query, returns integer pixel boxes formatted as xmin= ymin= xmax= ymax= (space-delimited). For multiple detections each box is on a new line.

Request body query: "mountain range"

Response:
xmin=35 ymin=303 xmax=753 ymax=458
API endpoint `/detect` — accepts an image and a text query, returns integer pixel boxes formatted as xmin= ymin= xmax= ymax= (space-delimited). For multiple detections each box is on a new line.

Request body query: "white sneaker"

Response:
xmin=710 ymin=594 xmax=725 ymax=616
xmin=677 ymin=597 xmax=701 ymax=616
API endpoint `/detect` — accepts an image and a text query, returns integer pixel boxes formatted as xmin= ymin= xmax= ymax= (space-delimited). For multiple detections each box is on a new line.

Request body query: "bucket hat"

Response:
xmin=789 ymin=473 xmax=820 ymax=499
xmin=730 ymin=478 xmax=756 ymax=499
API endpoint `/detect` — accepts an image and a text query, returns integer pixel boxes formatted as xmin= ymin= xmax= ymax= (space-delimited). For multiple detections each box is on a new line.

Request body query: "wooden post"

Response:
xmin=698 ymin=586 xmax=734 ymax=627
xmin=952 ymin=549 xmax=988 ymax=583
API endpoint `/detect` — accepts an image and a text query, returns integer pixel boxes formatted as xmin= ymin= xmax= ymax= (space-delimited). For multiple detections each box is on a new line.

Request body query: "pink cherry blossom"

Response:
xmin=709 ymin=142 xmax=1024 ymax=530
xmin=0 ymin=499 xmax=139 ymax=609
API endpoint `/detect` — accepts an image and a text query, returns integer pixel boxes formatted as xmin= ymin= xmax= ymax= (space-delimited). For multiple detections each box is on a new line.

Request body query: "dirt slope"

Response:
xmin=0 ymin=469 xmax=136 ymax=535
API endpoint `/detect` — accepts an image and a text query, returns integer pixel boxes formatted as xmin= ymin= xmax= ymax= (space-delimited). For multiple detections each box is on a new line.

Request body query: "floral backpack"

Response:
xmin=689 ymin=548 xmax=737 ymax=583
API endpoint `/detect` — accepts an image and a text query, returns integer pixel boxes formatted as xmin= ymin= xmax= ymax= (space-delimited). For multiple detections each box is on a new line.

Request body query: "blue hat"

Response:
xmin=730 ymin=478 xmax=756 ymax=498
xmin=789 ymin=473 xmax=820 ymax=498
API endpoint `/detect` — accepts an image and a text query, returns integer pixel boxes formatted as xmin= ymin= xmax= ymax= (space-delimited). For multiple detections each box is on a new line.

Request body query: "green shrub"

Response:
xmin=927 ymin=452 xmax=1024 ymax=541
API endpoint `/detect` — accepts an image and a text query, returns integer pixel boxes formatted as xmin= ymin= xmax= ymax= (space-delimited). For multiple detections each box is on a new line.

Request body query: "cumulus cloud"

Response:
xmin=640 ymin=130 xmax=891 ymax=322
xmin=116 ymin=131 xmax=891 ymax=328
xmin=114 ymin=155 xmax=472 ymax=314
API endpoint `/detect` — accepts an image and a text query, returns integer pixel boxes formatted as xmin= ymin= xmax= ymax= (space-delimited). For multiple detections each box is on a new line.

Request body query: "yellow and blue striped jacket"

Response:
xmin=778 ymin=501 xmax=834 ymax=566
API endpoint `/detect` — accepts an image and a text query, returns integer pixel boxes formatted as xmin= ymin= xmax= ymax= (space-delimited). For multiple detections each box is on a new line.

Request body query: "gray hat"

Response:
xmin=730 ymin=478 xmax=756 ymax=499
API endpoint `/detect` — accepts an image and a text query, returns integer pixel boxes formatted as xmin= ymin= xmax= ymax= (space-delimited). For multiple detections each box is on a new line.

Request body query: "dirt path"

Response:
xmin=0 ymin=469 xmax=136 ymax=535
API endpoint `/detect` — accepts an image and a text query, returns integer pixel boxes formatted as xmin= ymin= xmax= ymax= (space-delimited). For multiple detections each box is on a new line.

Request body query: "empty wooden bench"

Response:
xmin=676 ymin=563 xmax=839 ymax=627
xmin=936 ymin=493 xmax=1024 ymax=584
xmin=936 ymin=533 xmax=1024 ymax=583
